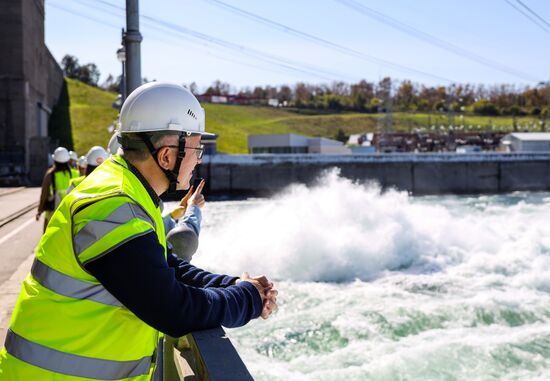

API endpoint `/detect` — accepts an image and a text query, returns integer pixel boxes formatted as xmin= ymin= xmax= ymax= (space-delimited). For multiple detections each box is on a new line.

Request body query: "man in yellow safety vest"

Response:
xmin=0 ymin=82 xmax=277 ymax=380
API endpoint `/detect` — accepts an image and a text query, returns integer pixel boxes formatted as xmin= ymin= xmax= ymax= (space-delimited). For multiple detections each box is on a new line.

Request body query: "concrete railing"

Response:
xmin=163 ymin=327 xmax=254 ymax=381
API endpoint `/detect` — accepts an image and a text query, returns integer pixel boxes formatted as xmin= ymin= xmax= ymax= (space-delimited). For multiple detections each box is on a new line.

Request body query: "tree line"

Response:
xmin=200 ymin=78 xmax=550 ymax=118
xmin=60 ymin=54 xmax=549 ymax=119
xmin=61 ymin=55 xmax=101 ymax=87
xmin=61 ymin=54 xmax=148 ymax=92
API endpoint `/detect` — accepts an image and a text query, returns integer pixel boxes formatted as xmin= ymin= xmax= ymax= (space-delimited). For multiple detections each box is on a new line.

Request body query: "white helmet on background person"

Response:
xmin=53 ymin=147 xmax=70 ymax=163
xmin=69 ymin=150 xmax=78 ymax=161
xmin=77 ymin=155 xmax=88 ymax=168
xmin=118 ymin=82 xmax=212 ymax=136
xmin=107 ymin=132 xmax=121 ymax=155
xmin=86 ymin=146 xmax=109 ymax=167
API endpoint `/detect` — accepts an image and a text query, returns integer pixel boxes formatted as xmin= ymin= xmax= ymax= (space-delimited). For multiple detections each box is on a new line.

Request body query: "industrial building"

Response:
xmin=248 ymin=133 xmax=351 ymax=154
xmin=0 ymin=0 xmax=66 ymax=185
xmin=500 ymin=133 xmax=550 ymax=152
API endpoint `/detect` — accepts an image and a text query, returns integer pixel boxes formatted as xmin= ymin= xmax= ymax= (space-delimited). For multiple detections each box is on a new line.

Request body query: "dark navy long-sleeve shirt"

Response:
xmin=85 ymin=231 xmax=262 ymax=337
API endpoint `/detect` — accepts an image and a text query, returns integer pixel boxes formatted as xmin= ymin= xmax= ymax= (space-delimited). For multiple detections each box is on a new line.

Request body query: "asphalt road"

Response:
xmin=0 ymin=188 xmax=42 ymax=285
xmin=0 ymin=188 xmax=43 ymax=344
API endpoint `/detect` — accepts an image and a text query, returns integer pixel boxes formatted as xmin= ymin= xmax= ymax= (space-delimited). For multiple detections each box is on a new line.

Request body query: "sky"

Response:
xmin=44 ymin=0 xmax=550 ymax=92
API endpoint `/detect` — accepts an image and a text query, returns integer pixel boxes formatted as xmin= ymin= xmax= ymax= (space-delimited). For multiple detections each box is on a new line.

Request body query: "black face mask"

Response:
xmin=138 ymin=132 xmax=186 ymax=193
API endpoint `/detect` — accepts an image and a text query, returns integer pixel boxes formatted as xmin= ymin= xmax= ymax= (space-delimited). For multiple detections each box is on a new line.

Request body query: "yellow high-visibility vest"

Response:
xmin=50 ymin=170 xmax=78 ymax=209
xmin=0 ymin=155 xmax=167 ymax=380
xmin=71 ymin=167 xmax=80 ymax=178
xmin=67 ymin=175 xmax=85 ymax=194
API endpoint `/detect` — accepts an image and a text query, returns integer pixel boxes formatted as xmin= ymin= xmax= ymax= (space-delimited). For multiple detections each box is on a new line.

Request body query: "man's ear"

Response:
xmin=156 ymin=146 xmax=173 ymax=171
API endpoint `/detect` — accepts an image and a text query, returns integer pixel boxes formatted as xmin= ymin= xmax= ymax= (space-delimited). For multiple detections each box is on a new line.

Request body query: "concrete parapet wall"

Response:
xmin=197 ymin=153 xmax=550 ymax=195
xmin=500 ymin=161 xmax=550 ymax=192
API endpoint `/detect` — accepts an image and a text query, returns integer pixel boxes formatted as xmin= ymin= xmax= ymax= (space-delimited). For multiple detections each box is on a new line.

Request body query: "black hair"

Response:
xmin=53 ymin=161 xmax=71 ymax=175
xmin=85 ymin=165 xmax=98 ymax=176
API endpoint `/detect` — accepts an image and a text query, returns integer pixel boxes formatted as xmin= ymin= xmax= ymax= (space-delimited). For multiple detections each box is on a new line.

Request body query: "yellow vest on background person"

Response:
xmin=50 ymin=169 xmax=78 ymax=209
xmin=0 ymin=155 xmax=167 ymax=380
xmin=71 ymin=167 xmax=80 ymax=178
xmin=67 ymin=146 xmax=110 ymax=195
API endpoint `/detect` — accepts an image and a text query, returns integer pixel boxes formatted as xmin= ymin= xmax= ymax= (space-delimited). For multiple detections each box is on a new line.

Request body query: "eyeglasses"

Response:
xmin=164 ymin=144 xmax=204 ymax=160
xmin=187 ymin=144 xmax=204 ymax=160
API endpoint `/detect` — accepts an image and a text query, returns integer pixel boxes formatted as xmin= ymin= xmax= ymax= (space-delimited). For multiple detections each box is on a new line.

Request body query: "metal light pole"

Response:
xmin=116 ymin=33 xmax=126 ymax=103
xmin=125 ymin=0 xmax=142 ymax=96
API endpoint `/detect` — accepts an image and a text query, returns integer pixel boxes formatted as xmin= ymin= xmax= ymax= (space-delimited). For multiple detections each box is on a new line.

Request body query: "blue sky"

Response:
xmin=44 ymin=0 xmax=550 ymax=91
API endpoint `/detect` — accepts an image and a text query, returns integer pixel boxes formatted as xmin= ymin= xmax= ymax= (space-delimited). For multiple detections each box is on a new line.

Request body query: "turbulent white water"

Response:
xmin=189 ymin=169 xmax=550 ymax=380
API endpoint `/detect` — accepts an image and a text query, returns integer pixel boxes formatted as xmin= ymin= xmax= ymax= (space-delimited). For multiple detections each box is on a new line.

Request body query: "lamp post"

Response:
xmin=116 ymin=40 xmax=126 ymax=104
xmin=125 ymin=0 xmax=142 ymax=95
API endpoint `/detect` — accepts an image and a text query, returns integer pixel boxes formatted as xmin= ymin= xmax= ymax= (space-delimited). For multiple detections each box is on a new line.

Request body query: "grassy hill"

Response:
xmin=67 ymin=78 xmax=119 ymax=155
xmin=67 ymin=79 xmax=543 ymax=155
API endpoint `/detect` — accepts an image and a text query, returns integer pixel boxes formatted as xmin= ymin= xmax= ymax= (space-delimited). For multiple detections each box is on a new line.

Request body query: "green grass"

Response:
xmin=67 ymin=78 xmax=119 ymax=155
xmin=67 ymin=79 xmax=544 ymax=155
xmin=206 ymin=106 xmax=543 ymax=153
xmin=204 ymin=104 xmax=382 ymax=153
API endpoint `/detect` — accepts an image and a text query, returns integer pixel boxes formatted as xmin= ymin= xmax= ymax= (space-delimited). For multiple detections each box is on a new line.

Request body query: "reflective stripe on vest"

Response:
xmin=5 ymin=329 xmax=152 ymax=380
xmin=2 ymin=156 xmax=164 ymax=379
xmin=31 ymin=258 xmax=123 ymax=307
xmin=73 ymin=201 xmax=155 ymax=257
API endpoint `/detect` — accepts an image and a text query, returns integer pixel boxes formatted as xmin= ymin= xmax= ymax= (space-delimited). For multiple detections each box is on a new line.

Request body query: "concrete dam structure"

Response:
xmin=197 ymin=153 xmax=550 ymax=196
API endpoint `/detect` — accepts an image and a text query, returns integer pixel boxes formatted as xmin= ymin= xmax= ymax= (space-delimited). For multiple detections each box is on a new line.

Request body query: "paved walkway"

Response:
xmin=0 ymin=188 xmax=43 ymax=344
xmin=0 ymin=187 xmax=40 ymax=226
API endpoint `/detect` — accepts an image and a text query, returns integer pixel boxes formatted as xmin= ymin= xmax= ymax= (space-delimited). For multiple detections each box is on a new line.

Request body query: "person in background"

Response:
xmin=76 ymin=155 xmax=87 ymax=176
xmin=68 ymin=150 xmax=79 ymax=177
xmin=0 ymin=82 xmax=278 ymax=380
xmin=164 ymin=179 xmax=206 ymax=262
xmin=36 ymin=147 xmax=79 ymax=231
xmin=67 ymin=146 xmax=109 ymax=193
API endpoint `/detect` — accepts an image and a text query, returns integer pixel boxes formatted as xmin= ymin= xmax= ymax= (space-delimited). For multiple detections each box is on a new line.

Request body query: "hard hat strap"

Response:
xmin=138 ymin=132 xmax=186 ymax=192
xmin=169 ymin=134 xmax=187 ymax=193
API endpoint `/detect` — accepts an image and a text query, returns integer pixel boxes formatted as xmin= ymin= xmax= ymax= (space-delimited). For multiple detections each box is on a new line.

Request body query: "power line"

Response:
xmin=517 ymin=0 xmax=550 ymax=29
xmin=137 ymin=20 xmax=309 ymax=81
xmin=141 ymin=18 xmax=336 ymax=81
xmin=75 ymin=0 xmax=355 ymax=82
xmin=504 ymin=0 xmax=550 ymax=35
xmin=334 ymin=0 xmax=540 ymax=82
xmin=58 ymin=1 xmax=341 ymax=83
xmin=200 ymin=0 xmax=453 ymax=83
xmin=48 ymin=2 xmax=121 ymax=30
xmin=51 ymin=0 xmax=337 ymax=82
xmin=142 ymin=14 xmax=353 ymax=82
xmin=47 ymin=1 xmax=198 ymax=67
xmin=49 ymin=1 xmax=191 ymax=48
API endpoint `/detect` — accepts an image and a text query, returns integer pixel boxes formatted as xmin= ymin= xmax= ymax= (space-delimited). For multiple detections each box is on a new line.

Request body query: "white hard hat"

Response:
xmin=86 ymin=146 xmax=109 ymax=167
xmin=77 ymin=155 xmax=88 ymax=168
xmin=107 ymin=132 xmax=121 ymax=155
xmin=69 ymin=150 xmax=78 ymax=161
xmin=53 ymin=147 xmax=70 ymax=163
xmin=118 ymin=82 xmax=212 ymax=136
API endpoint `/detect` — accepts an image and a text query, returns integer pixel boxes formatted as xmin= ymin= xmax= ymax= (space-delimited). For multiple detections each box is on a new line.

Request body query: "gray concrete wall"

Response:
xmin=0 ymin=0 xmax=24 ymax=149
xmin=197 ymin=153 xmax=550 ymax=196
xmin=0 ymin=0 xmax=65 ymax=184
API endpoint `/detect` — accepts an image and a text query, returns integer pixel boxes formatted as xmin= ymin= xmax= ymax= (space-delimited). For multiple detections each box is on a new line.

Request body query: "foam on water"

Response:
xmin=185 ymin=169 xmax=550 ymax=380
xmin=195 ymin=169 xmax=550 ymax=286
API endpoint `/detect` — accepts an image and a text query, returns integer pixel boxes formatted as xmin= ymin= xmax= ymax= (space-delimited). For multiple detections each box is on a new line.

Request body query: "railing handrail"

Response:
xmin=164 ymin=327 xmax=254 ymax=381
